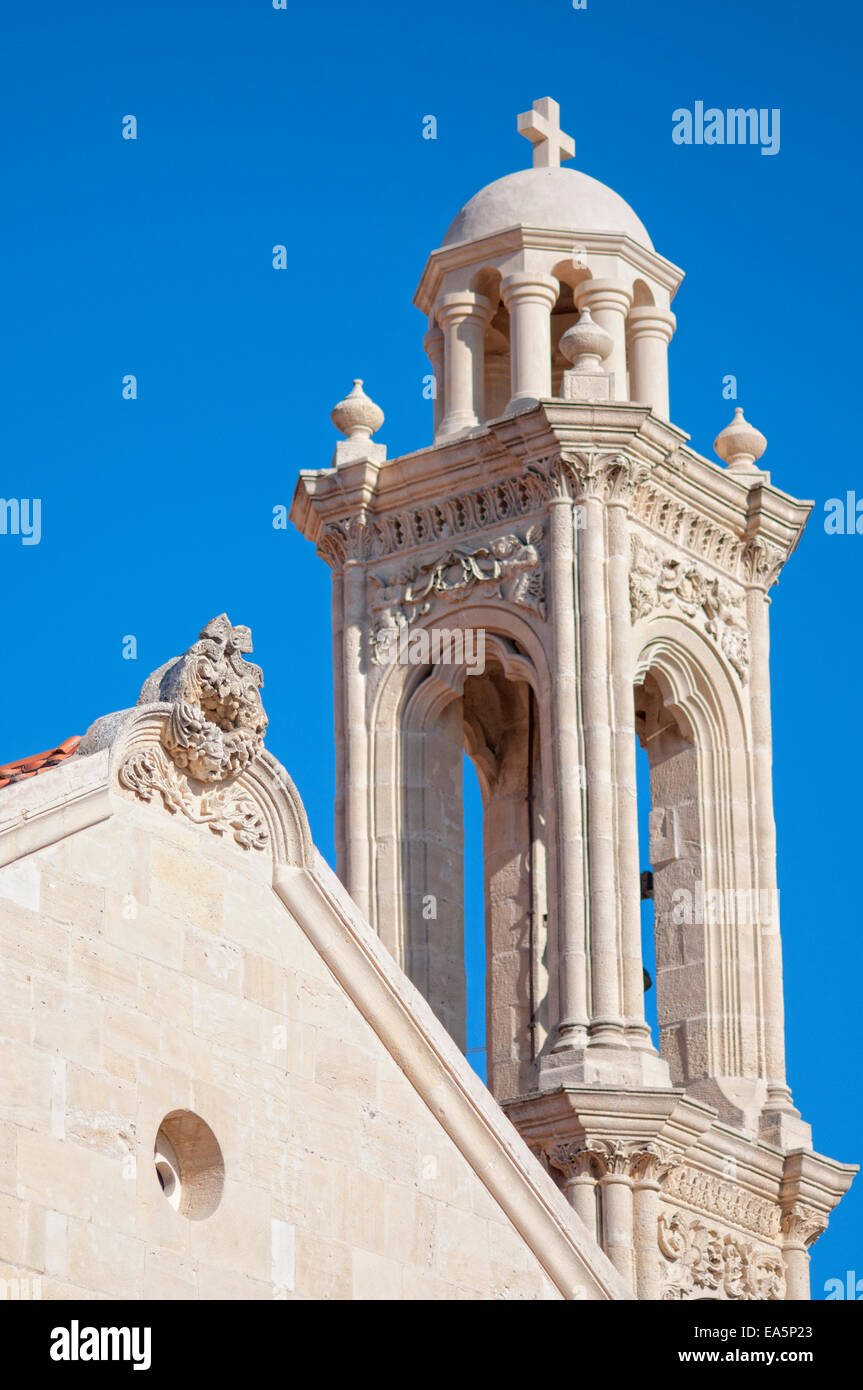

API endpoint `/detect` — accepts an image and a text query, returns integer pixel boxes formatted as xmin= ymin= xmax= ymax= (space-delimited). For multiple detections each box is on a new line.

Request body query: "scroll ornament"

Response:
xmin=658 ymin=1210 xmax=785 ymax=1301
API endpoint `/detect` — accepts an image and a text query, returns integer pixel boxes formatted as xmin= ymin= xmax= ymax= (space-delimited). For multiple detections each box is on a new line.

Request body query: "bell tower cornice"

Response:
xmin=291 ymin=400 xmax=811 ymax=591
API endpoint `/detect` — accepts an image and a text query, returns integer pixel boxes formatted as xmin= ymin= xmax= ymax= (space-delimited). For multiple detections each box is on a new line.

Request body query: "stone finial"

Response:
xmin=330 ymin=380 xmax=386 ymax=466
xmin=331 ymin=379 xmax=384 ymax=440
xmin=559 ymin=306 xmax=613 ymax=375
xmin=713 ymin=407 xmax=768 ymax=474
xmin=137 ymin=614 xmax=268 ymax=783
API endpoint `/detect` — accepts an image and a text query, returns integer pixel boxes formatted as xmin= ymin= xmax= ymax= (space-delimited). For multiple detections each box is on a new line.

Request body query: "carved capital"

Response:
xmin=741 ymin=536 xmax=786 ymax=589
xmin=780 ymin=1203 xmax=828 ymax=1249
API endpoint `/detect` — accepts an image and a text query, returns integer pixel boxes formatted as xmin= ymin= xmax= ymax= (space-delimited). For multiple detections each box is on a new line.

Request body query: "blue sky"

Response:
xmin=2 ymin=0 xmax=860 ymax=1294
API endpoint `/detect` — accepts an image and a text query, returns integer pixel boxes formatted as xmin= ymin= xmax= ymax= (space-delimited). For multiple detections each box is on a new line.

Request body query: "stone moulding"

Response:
xmin=317 ymin=470 xmax=552 ymax=567
xmin=663 ymin=1165 xmax=782 ymax=1239
xmin=630 ymin=535 xmax=750 ymax=681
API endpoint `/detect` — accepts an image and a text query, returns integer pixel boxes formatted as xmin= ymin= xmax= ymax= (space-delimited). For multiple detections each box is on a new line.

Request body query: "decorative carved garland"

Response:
xmin=368 ymin=527 xmax=545 ymax=663
xmin=119 ymin=748 xmax=268 ymax=852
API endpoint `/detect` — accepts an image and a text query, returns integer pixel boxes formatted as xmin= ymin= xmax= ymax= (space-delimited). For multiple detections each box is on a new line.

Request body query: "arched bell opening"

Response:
xmin=397 ymin=631 xmax=551 ymax=1102
xmin=634 ymin=669 xmax=701 ymax=1086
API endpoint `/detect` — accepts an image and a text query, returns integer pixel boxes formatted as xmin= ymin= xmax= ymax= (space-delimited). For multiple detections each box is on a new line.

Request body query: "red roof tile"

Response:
xmin=0 ymin=736 xmax=81 ymax=789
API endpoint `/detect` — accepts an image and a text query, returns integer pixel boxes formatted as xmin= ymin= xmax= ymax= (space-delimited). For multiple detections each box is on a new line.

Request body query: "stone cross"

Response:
xmin=517 ymin=97 xmax=575 ymax=169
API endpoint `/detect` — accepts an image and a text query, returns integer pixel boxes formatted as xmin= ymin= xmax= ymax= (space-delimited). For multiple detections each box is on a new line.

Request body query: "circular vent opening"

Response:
xmin=154 ymin=1110 xmax=224 ymax=1220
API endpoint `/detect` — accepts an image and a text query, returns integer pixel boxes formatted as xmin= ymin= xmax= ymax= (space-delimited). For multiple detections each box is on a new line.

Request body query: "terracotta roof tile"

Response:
xmin=0 ymin=736 xmax=81 ymax=789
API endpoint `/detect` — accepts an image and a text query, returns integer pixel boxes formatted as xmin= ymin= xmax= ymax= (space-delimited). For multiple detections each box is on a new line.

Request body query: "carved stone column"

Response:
xmin=743 ymin=540 xmax=801 ymax=1134
xmin=572 ymin=454 xmax=625 ymax=1046
xmin=549 ymin=1143 xmax=604 ymax=1241
xmin=575 ymin=280 xmax=632 ymax=402
xmin=597 ymin=1145 xmax=636 ymax=1286
xmin=342 ymin=526 xmax=372 ymax=917
xmin=546 ymin=478 xmax=589 ymax=1047
xmin=435 ymin=292 xmax=494 ymax=436
xmin=629 ymin=1146 xmax=681 ymax=1300
xmin=780 ymin=1205 xmax=827 ymax=1301
xmin=606 ymin=461 xmax=652 ymax=1048
xmin=501 ymin=273 xmax=559 ymax=407
xmin=626 ymin=307 xmax=676 ymax=418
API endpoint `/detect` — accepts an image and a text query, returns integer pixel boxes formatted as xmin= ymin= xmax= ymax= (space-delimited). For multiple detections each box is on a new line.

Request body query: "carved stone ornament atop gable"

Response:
xmin=369 ymin=527 xmax=545 ymax=664
xmin=117 ymin=615 xmax=270 ymax=851
xmin=630 ymin=537 xmax=750 ymax=682
xmin=658 ymin=1209 xmax=786 ymax=1301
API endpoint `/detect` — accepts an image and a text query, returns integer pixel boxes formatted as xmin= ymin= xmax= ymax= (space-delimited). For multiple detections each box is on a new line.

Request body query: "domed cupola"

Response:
xmin=415 ymin=98 xmax=684 ymax=439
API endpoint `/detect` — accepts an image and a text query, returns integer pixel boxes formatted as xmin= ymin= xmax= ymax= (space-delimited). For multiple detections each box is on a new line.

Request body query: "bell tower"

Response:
xmin=291 ymin=99 xmax=855 ymax=1299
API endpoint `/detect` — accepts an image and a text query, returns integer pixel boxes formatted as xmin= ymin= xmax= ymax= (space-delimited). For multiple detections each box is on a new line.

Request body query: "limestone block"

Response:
xmin=104 ymin=894 xmax=183 ymax=972
xmin=64 ymin=1066 xmax=135 ymax=1159
xmin=433 ymin=1203 xmax=492 ymax=1291
xmin=183 ymin=929 xmax=244 ymax=996
xmin=0 ymin=903 xmax=69 ymax=979
xmin=352 ymin=1247 xmax=404 ymax=1300
xmin=66 ymin=1218 xmax=144 ymax=1299
xmin=150 ymin=841 xmax=223 ymax=934
xmin=345 ymin=1169 xmax=387 ymax=1253
xmin=0 ymin=1123 xmax=16 ymax=1196
xmin=16 ymin=1130 xmax=93 ymax=1219
xmin=294 ymin=1231 xmax=352 ymax=1299
xmin=0 ymin=1039 xmax=53 ymax=1131
xmin=143 ymin=1246 xmax=197 ymax=1300
xmin=69 ymin=936 xmax=139 ymax=1009
xmin=42 ymin=872 xmax=105 ymax=936
xmin=0 ymin=858 xmax=40 ymax=911
xmin=314 ymin=1035 xmax=380 ymax=1107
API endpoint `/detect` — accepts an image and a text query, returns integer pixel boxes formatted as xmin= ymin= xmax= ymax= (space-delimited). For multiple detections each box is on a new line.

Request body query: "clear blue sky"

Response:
xmin=2 ymin=0 xmax=860 ymax=1295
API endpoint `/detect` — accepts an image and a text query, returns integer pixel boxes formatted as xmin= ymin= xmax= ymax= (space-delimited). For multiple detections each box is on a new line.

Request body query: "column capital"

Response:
xmin=500 ymin=271 xmax=559 ymax=310
xmin=626 ymin=305 xmax=676 ymax=344
xmin=780 ymin=1202 xmax=828 ymax=1251
xmin=423 ymin=323 xmax=444 ymax=355
xmin=435 ymin=290 xmax=494 ymax=330
xmin=575 ymin=277 xmax=633 ymax=315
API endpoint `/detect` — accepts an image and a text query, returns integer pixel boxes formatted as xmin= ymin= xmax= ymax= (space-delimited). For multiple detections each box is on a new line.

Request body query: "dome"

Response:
xmin=442 ymin=166 xmax=653 ymax=251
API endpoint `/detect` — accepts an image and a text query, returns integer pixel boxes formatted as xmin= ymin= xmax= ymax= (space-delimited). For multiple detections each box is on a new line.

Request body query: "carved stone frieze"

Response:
xmin=368 ymin=527 xmax=545 ymax=663
xmin=658 ymin=1209 xmax=786 ymax=1301
xmin=664 ymin=1166 xmax=781 ymax=1239
xmin=630 ymin=537 xmax=750 ymax=681
xmin=317 ymin=470 xmax=552 ymax=570
xmin=632 ymin=481 xmax=745 ymax=578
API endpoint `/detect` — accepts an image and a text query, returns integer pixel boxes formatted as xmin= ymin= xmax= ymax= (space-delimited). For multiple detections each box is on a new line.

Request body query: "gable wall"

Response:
xmin=0 ymin=797 xmax=565 ymax=1299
